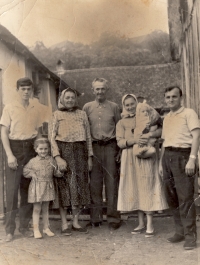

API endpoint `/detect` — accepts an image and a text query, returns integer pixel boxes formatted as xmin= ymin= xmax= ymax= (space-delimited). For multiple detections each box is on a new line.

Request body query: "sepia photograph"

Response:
xmin=0 ymin=0 xmax=199 ymax=264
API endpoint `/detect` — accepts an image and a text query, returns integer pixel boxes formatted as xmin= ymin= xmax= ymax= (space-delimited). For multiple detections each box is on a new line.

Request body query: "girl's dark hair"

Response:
xmin=34 ymin=138 xmax=50 ymax=149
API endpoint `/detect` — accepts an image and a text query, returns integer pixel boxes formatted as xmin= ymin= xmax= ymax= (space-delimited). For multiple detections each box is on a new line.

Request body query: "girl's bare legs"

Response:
xmin=32 ymin=202 xmax=42 ymax=238
xmin=42 ymin=202 xmax=50 ymax=230
xmin=146 ymin=212 xmax=154 ymax=232
xmin=42 ymin=202 xmax=55 ymax=236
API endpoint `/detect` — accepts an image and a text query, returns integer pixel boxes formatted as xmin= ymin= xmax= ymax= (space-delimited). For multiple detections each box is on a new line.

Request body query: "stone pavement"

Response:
xmin=0 ymin=216 xmax=199 ymax=265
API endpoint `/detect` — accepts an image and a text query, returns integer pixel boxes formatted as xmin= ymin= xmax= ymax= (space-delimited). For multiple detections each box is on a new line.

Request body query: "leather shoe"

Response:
xmin=19 ymin=228 xmax=34 ymax=237
xmin=43 ymin=228 xmax=55 ymax=237
xmin=72 ymin=225 xmax=88 ymax=233
xmin=131 ymin=226 xmax=146 ymax=235
xmin=86 ymin=222 xmax=102 ymax=227
xmin=61 ymin=228 xmax=72 ymax=236
xmin=145 ymin=230 xmax=155 ymax=238
xmin=108 ymin=221 xmax=122 ymax=230
xmin=34 ymin=230 xmax=43 ymax=239
xmin=167 ymin=233 xmax=185 ymax=243
xmin=5 ymin=234 xmax=13 ymax=242
xmin=184 ymin=239 xmax=196 ymax=250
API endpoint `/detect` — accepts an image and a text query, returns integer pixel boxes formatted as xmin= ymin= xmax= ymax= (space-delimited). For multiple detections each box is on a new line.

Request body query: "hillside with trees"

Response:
xmin=30 ymin=30 xmax=171 ymax=71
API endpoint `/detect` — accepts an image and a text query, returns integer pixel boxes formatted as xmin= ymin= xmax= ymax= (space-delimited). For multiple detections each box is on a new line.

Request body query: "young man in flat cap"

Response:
xmin=159 ymin=86 xmax=200 ymax=250
xmin=0 ymin=77 xmax=43 ymax=242
xmin=83 ymin=78 xmax=121 ymax=230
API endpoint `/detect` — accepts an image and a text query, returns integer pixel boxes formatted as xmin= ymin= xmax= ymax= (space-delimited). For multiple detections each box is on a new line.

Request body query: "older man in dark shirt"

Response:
xmin=83 ymin=78 xmax=121 ymax=229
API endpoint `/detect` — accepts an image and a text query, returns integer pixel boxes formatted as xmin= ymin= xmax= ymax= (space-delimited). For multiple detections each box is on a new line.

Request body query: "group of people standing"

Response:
xmin=0 ymin=77 xmax=199 ymax=251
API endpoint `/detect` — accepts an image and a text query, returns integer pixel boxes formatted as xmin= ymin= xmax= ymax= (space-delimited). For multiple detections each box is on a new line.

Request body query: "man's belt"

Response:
xmin=92 ymin=138 xmax=116 ymax=145
xmin=165 ymin=146 xmax=191 ymax=152
xmin=10 ymin=138 xmax=36 ymax=145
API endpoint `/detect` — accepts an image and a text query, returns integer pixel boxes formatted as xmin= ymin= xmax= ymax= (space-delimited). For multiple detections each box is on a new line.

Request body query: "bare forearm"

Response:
xmin=159 ymin=144 xmax=165 ymax=164
xmin=126 ymin=138 xmax=137 ymax=147
xmin=1 ymin=126 xmax=13 ymax=157
xmin=190 ymin=130 xmax=200 ymax=157
xmin=149 ymin=128 xmax=162 ymax=138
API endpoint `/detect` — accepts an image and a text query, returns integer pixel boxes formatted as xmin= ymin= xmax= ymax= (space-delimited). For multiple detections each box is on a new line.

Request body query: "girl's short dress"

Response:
xmin=23 ymin=155 xmax=56 ymax=203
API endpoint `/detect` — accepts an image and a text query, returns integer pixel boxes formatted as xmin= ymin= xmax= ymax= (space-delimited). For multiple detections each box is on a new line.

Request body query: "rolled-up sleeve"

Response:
xmin=0 ymin=106 xmax=11 ymax=128
xmin=187 ymin=109 xmax=200 ymax=131
xmin=83 ymin=112 xmax=93 ymax=157
xmin=116 ymin=120 xmax=127 ymax=149
xmin=48 ymin=113 xmax=60 ymax=157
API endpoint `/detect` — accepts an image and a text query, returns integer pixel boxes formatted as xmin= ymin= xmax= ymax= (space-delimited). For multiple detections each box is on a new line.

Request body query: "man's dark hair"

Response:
xmin=17 ymin=77 xmax=33 ymax=89
xmin=164 ymin=86 xmax=182 ymax=97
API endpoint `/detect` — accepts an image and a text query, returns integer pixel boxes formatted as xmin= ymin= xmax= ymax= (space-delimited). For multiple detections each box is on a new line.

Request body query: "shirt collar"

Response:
xmin=94 ymin=100 xmax=107 ymax=108
xmin=13 ymin=100 xmax=35 ymax=110
xmin=36 ymin=155 xmax=50 ymax=161
xmin=168 ymin=106 xmax=184 ymax=116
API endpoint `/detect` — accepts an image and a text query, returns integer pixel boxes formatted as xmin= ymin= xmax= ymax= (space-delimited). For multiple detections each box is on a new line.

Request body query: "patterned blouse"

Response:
xmin=48 ymin=109 xmax=93 ymax=157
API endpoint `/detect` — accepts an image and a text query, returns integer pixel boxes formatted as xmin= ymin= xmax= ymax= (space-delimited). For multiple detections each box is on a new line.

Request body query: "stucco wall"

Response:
xmin=61 ymin=63 xmax=181 ymax=110
xmin=0 ymin=42 xmax=25 ymax=105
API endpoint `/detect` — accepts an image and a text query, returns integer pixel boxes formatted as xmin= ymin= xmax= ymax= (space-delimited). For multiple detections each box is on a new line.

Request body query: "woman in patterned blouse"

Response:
xmin=48 ymin=87 xmax=93 ymax=235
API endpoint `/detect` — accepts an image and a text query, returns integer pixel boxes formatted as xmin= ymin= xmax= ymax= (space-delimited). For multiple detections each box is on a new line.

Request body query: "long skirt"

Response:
xmin=117 ymin=147 xmax=168 ymax=212
xmin=55 ymin=141 xmax=90 ymax=208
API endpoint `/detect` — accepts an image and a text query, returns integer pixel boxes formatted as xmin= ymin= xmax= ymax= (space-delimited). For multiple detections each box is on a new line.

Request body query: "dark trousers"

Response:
xmin=5 ymin=139 xmax=36 ymax=235
xmin=90 ymin=140 xmax=120 ymax=224
xmin=162 ymin=148 xmax=196 ymax=241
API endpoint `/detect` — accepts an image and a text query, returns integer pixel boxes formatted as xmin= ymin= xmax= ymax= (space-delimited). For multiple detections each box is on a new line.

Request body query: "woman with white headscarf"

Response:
xmin=116 ymin=94 xmax=168 ymax=237
xmin=48 ymin=87 xmax=93 ymax=235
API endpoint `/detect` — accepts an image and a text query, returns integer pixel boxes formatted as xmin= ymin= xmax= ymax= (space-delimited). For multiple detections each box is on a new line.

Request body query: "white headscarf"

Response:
xmin=58 ymin=87 xmax=79 ymax=111
xmin=121 ymin=94 xmax=138 ymax=118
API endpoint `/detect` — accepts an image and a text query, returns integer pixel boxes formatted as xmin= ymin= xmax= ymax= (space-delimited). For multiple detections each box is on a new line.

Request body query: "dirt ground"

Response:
xmin=0 ymin=216 xmax=199 ymax=265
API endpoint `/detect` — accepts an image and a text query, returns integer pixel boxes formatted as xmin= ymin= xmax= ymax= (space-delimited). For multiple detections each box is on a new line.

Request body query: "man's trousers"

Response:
xmin=162 ymin=147 xmax=196 ymax=241
xmin=89 ymin=140 xmax=121 ymax=224
xmin=5 ymin=139 xmax=36 ymax=235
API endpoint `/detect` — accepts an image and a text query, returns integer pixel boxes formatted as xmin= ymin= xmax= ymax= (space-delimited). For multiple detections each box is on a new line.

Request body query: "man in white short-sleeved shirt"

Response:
xmin=0 ymin=77 xmax=42 ymax=242
xmin=159 ymin=86 xmax=200 ymax=250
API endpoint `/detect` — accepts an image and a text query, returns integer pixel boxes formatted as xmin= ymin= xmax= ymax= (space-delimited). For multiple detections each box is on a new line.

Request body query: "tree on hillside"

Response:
xmin=30 ymin=30 xmax=171 ymax=70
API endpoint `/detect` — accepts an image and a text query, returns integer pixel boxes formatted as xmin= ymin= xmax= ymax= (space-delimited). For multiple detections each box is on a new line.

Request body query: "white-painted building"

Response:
xmin=0 ymin=25 xmax=71 ymax=218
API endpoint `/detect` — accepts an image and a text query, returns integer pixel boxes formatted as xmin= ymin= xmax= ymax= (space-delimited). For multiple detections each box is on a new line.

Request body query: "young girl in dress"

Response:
xmin=116 ymin=94 xmax=168 ymax=237
xmin=23 ymin=138 xmax=62 ymax=239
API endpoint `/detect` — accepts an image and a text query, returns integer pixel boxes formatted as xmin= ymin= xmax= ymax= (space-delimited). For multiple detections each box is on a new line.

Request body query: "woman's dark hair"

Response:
xmin=164 ymin=86 xmax=182 ymax=97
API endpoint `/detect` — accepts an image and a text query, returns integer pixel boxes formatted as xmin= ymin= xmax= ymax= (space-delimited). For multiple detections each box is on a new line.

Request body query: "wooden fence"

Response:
xmin=180 ymin=0 xmax=200 ymax=116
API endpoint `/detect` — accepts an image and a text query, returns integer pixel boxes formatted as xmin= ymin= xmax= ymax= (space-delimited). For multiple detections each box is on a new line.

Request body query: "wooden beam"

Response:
xmin=0 ymin=70 xmax=5 ymax=221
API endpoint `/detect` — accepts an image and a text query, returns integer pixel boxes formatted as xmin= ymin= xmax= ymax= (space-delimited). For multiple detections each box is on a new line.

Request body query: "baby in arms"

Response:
xmin=133 ymin=102 xmax=161 ymax=158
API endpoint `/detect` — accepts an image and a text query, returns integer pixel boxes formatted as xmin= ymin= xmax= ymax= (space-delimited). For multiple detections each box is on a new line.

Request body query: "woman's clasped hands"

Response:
xmin=55 ymin=156 xmax=67 ymax=173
